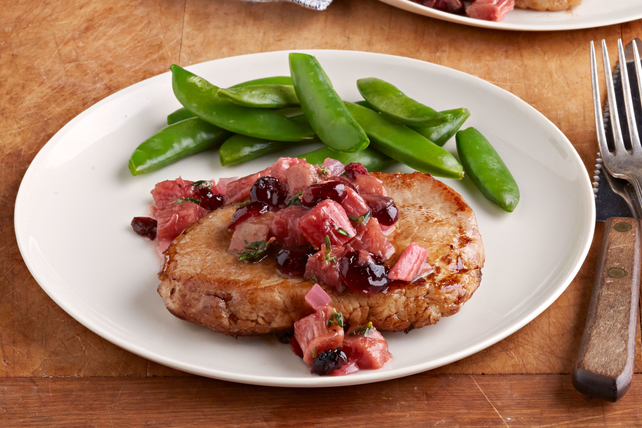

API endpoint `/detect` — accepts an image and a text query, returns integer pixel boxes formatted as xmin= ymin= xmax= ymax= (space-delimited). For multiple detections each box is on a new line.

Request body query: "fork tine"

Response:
xmin=633 ymin=40 xmax=642 ymax=130
xmin=617 ymin=39 xmax=641 ymax=152
xmin=592 ymin=41 xmax=611 ymax=159
xmin=602 ymin=40 xmax=627 ymax=155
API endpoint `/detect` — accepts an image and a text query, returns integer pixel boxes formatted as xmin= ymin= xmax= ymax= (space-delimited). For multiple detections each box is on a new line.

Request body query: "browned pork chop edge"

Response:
xmin=158 ymin=172 xmax=485 ymax=336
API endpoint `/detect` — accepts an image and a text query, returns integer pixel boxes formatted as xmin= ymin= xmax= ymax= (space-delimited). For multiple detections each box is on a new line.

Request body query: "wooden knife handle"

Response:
xmin=573 ymin=217 xmax=640 ymax=402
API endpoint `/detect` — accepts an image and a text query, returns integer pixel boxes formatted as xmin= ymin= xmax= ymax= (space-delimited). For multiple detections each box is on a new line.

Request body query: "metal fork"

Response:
xmin=591 ymin=39 xmax=642 ymax=205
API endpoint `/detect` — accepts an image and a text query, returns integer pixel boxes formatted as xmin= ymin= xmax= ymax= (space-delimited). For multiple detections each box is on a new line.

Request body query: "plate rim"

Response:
xmin=378 ymin=0 xmax=642 ymax=31
xmin=14 ymin=49 xmax=596 ymax=387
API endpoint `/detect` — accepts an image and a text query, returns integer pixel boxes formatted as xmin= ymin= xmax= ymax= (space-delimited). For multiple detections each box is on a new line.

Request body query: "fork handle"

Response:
xmin=573 ymin=217 xmax=640 ymax=402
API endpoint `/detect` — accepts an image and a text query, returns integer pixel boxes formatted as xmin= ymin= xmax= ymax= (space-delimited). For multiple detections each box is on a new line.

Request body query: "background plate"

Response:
xmin=379 ymin=0 xmax=642 ymax=31
xmin=15 ymin=50 xmax=594 ymax=387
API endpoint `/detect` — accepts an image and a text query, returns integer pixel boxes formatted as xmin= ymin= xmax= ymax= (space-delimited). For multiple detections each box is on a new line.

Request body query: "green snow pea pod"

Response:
xmin=217 ymin=84 xmax=299 ymax=108
xmin=357 ymin=77 xmax=449 ymax=127
xmin=354 ymin=101 xmax=469 ymax=147
xmin=456 ymin=127 xmax=519 ymax=212
xmin=344 ymin=102 xmax=463 ymax=179
xmin=167 ymin=107 xmax=196 ymax=125
xmin=170 ymin=65 xmax=314 ymax=142
xmin=411 ymin=108 xmax=470 ymax=147
xmin=289 ymin=53 xmax=369 ymax=152
xmin=219 ymin=134 xmax=317 ymax=166
xmin=129 ymin=118 xmax=232 ymax=176
xmin=299 ymin=146 xmax=395 ymax=172
xmin=166 ymin=76 xmax=294 ymax=125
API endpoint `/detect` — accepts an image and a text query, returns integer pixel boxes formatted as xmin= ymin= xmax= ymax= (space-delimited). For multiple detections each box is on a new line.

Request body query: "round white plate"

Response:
xmin=15 ymin=50 xmax=594 ymax=387
xmin=380 ymin=0 xmax=642 ymax=31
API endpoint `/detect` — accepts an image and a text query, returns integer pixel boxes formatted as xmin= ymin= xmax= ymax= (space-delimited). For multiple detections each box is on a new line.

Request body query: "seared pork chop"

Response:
xmin=515 ymin=0 xmax=580 ymax=11
xmin=158 ymin=172 xmax=484 ymax=336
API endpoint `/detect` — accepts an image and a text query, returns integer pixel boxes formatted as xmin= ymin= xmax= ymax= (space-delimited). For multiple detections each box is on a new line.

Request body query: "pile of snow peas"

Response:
xmin=128 ymin=53 xmax=519 ymax=212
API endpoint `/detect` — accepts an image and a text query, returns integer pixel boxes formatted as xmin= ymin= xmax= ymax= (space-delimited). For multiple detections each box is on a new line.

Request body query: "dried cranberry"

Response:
xmin=344 ymin=162 xmax=368 ymax=180
xmin=131 ymin=217 xmax=157 ymax=240
xmin=311 ymin=349 xmax=348 ymax=375
xmin=228 ymin=201 xmax=269 ymax=230
xmin=250 ymin=176 xmax=288 ymax=209
xmin=276 ymin=245 xmax=316 ymax=278
xmin=301 ymin=182 xmax=348 ymax=208
xmin=194 ymin=186 xmax=224 ymax=211
xmin=290 ymin=335 xmax=304 ymax=359
xmin=361 ymin=194 xmax=399 ymax=226
xmin=339 ymin=249 xmax=389 ymax=294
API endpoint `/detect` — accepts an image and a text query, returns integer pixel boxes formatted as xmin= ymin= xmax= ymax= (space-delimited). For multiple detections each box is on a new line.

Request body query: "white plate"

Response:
xmin=15 ymin=50 xmax=594 ymax=387
xmin=379 ymin=0 xmax=642 ymax=31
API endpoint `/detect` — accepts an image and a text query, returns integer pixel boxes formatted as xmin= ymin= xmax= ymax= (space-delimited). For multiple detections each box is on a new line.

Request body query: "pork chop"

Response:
xmin=158 ymin=172 xmax=485 ymax=336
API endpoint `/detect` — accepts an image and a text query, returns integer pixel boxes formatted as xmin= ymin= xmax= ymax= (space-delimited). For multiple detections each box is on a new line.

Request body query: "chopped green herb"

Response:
xmin=190 ymin=180 xmax=212 ymax=188
xmin=312 ymin=347 xmax=318 ymax=359
xmin=319 ymin=167 xmax=330 ymax=176
xmin=309 ymin=276 xmax=318 ymax=283
xmin=336 ymin=227 xmax=350 ymax=237
xmin=288 ymin=190 xmax=304 ymax=206
xmin=237 ymin=240 xmax=271 ymax=262
xmin=176 ymin=197 xmax=201 ymax=204
xmin=348 ymin=210 xmax=371 ymax=225
xmin=350 ymin=322 xmax=373 ymax=337
xmin=327 ymin=309 xmax=344 ymax=328
xmin=238 ymin=199 xmax=252 ymax=208
xmin=323 ymin=236 xmax=337 ymax=264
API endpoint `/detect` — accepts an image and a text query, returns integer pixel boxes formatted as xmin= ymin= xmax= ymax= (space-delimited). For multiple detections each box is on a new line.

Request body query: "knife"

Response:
xmin=572 ymin=39 xmax=642 ymax=402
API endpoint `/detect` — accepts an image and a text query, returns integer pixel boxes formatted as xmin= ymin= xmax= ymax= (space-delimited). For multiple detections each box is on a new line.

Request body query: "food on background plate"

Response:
xmin=412 ymin=0 xmax=581 ymax=22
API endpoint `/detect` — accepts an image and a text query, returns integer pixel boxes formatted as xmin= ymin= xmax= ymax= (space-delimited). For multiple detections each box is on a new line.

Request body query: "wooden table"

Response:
xmin=2 ymin=0 xmax=642 ymax=425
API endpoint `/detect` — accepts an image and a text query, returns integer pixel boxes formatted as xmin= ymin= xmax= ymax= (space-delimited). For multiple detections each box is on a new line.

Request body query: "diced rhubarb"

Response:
xmin=384 ymin=241 xmax=396 ymax=260
xmin=346 ymin=217 xmax=388 ymax=259
xmin=294 ymin=305 xmax=345 ymax=365
xmin=155 ymin=201 xmax=209 ymax=252
xmin=269 ymin=205 xmax=309 ymax=246
xmin=353 ymin=174 xmax=388 ymax=196
xmin=342 ymin=324 xmax=393 ymax=370
xmin=228 ymin=212 xmax=275 ymax=255
xmin=305 ymin=283 xmax=332 ymax=310
xmin=304 ymin=245 xmax=346 ymax=292
xmin=322 ymin=158 xmax=345 ymax=177
xmin=388 ymin=242 xmax=431 ymax=282
xmin=284 ymin=162 xmax=319 ymax=198
xmin=270 ymin=157 xmax=305 ymax=181
xmin=214 ymin=177 xmax=238 ymax=196
xmin=329 ymin=358 xmax=360 ymax=376
xmin=380 ymin=223 xmax=396 ymax=236
xmin=151 ymin=177 xmax=197 ymax=213
xmin=299 ymin=200 xmax=356 ymax=248
xmin=465 ymin=0 xmax=514 ymax=21
xmin=225 ymin=168 xmax=271 ymax=204
xmin=341 ymin=187 xmax=370 ymax=218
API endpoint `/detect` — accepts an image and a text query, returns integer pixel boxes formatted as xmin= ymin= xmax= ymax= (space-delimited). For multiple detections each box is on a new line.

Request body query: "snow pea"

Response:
xmin=170 ymin=65 xmax=314 ymax=142
xmin=217 ymin=84 xmax=299 ymax=108
xmin=129 ymin=118 xmax=232 ymax=176
xmin=167 ymin=76 xmax=294 ymax=125
xmin=219 ymin=134 xmax=317 ymax=166
xmin=354 ymin=101 xmax=470 ymax=147
xmin=344 ymin=102 xmax=463 ymax=179
xmin=167 ymin=107 xmax=195 ymax=125
xmin=299 ymin=146 xmax=395 ymax=172
xmin=289 ymin=53 xmax=369 ymax=153
xmin=456 ymin=127 xmax=519 ymax=212
xmin=411 ymin=108 xmax=470 ymax=147
xmin=357 ymin=77 xmax=449 ymax=127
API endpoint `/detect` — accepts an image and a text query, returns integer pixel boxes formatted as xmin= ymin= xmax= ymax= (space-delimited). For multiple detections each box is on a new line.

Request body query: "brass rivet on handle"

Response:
xmin=608 ymin=267 xmax=627 ymax=278
xmin=614 ymin=222 xmax=632 ymax=232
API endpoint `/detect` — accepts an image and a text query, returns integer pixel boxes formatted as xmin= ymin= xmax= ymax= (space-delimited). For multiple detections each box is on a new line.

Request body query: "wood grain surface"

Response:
xmin=2 ymin=0 xmax=642 ymax=425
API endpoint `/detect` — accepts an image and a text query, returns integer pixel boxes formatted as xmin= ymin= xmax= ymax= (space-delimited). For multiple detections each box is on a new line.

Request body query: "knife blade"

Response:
xmin=572 ymin=39 xmax=642 ymax=402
